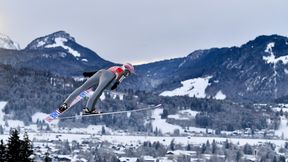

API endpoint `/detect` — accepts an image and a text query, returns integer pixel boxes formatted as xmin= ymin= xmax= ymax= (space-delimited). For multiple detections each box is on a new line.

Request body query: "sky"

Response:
xmin=0 ymin=0 xmax=288 ymax=65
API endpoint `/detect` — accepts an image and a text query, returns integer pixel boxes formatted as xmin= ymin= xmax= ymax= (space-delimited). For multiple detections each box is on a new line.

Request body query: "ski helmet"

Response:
xmin=123 ymin=63 xmax=135 ymax=74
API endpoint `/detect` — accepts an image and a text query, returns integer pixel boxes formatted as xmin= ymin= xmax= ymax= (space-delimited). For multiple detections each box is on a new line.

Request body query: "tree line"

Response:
xmin=0 ymin=129 xmax=33 ymax=162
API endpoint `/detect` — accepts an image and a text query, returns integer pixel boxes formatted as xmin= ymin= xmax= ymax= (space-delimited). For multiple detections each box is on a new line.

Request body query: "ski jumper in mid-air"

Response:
xmin=58 ymin=63 xmax=135 ymax=114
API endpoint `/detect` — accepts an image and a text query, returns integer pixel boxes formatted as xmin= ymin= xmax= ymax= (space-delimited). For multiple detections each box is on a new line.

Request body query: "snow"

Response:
xmin=160 ymin=76 xmax=212 ymax=98
xmin=275 ymin=116 xmax=288 ymax=138
xmin=7 ymin=120 xmax=24 ymax=128
xmin=0 ymin=101 xmax=8 ymax=124
xmin=168 ymin=150 xmax=196 ymax=156
xmin=187 ymin=127 xmax=212 ymax=133
xmin=119 ymin=157 xmax=138 ymax=162
xmin=273 ymin=107 xmax=288 ymax=113
xmin=263 ymin=42 xmax=279 ymax=98
xmin=109 ymin=91 xmax=124 ymax=100
xmin=37 ymin=41 xmax=46 ymax=47
xmin=32 ymin=112 xmax=49 ymax=123
xmin=100 ymin=93 xmax=106 ymax=100
xmin=73 ymin=76 xmax=86 ymax=82
xmin=151 ymin=108 xmax=183 ymax=134
xmin=272 ymin=106 xmax=288 ymax=138
xmin=92 ymin=135 xmax=287 ymax=148
xmin=143 ymin=156 xmax=156 ymax=161
xmin=46 ymin=37 xmax=81 ymax=57
xmin=214 ymin=91 xmax=226 ymax=100
xmin=81 ymin=59 xmax=88 ymax=62
xmin=0 ymin=132 xmax=287 ymax=153
xmin=0 ymin=33 xmax=20 ymax=50
xmin=69 ymin=125 xmax=110 ymax=134
xmin=263 ymin=42 xmax=288 ymax=64
xmin=168 ymin=109 xmax=199 ymax=120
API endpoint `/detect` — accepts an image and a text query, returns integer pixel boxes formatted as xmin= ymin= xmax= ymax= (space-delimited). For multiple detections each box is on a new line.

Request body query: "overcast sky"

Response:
xmin=0 ymin=0 xmax=288 ymax=64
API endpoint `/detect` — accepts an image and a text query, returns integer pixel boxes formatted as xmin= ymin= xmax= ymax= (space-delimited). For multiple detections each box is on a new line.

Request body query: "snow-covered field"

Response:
xmin=1 ymin=133 xmax=286 ymax=149
xmin=2 ymin=99 xmax=288 ymax=154
xmin=168 ymin=109 xmax=199 ymax=120
xmin=151 ymin=108 xmax=183 ymax=134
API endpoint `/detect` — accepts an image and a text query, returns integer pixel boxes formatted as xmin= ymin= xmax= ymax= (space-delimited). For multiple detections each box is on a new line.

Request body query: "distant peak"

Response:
xmin=48 ymin=31 xmax=75 ymax=42
xmin=25 ymin=30 xmax=76 ymax=50
xmin=243 ymin=34 xmax=288 ymax=48
xmin=0 ymin=33 xmax=21 ymax=50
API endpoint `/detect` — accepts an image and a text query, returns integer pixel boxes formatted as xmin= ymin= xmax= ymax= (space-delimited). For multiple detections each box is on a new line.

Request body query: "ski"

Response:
xmin=59 ymin=104 xmax=162 ymax=120
xmin=45 ymin=88 xmax=94 ymax=122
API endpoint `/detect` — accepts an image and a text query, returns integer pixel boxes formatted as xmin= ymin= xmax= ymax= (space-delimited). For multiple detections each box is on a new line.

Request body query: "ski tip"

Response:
xmin=45 ymin=116 xmax=53 ymax=123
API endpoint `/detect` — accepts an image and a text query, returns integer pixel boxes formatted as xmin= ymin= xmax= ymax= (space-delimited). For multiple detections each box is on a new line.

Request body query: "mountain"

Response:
xmin=0 ymin=33 xmax=20 ymax=50
xmin=0 ymin=31 xmax=114 ymax=76
xmin=130 ymin=34 xmax=288 ymax=102
xmin=1 ymin=31 xmax=288 ymax=102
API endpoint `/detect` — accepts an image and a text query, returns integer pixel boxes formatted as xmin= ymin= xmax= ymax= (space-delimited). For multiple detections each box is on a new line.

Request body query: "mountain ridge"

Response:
xmin=0 ymin=31 xmax=114 ymax=76
xmin=1 ymin=32 xmax=288 ymax=102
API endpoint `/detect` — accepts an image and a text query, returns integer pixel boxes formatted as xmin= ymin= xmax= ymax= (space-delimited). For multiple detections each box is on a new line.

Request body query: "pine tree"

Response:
xmin=212 ymin=140 xmax=217 ymax=154
xmin=44 ymin=152 xmax=52 ymax=162
xmin=6 ymin=129 xmax=22 ymax=162
xmin=170 ymin=139 xmax=175 ymax=151
xmin=236 ymin=150 xmax=242 ymax=162
xmin=186 ymin=144 xmax=191 ymax=151
xmin=201 ymin=143 xmax=206 ymax=154
xmin=20 ymin=132 xmax=33 ymax=162
xmin=279 ymin=155 xmax=286 ymax=162
xmin=0 ymin=125 xmax=3 ymax=135
xmin=224 ymin=139 xmax=230 ymax=149
xmin=101 ymin=126 xmax=106 ymax=135
xmin=0 ymin=140 xmax=6 ymax=162
xmin=273 ymin=156 xmax=277 ymax=162
xmin=243 ymin=143 xmax=253 ymax=155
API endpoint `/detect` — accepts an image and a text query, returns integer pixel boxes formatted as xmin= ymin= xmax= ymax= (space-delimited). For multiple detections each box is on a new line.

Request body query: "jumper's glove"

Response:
xmin=83 ymin=71 xmax=97 ymax=77
xmin=111 ymin=81 xmax=120 ymax=90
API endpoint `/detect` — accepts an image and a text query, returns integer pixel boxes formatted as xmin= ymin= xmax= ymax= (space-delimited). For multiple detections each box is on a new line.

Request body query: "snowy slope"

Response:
xmin=0 ymin=33 xmax=20 ymax=50
xmin=160 ymin=76 xmax=212 ymax=98
xmin=45 ymin=37 xmax=81 ymax=57
xmin=214 ymin=91 xmax=226 ymax=100
xmin=160 ymin=76 xmax=227 ymax=100
xmin=0 ymin=101 xmax=25 ymax=128
xmin=263 ymin=42 xmax=288 ymax=64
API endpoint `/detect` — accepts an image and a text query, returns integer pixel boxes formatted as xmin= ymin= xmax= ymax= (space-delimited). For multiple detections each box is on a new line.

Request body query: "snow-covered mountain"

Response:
xmin=128 ymin=34 xmax=288 ymax=102
xmin=0 ymin=33 xmax=20 ymax=50
xmin=26 ymin=31 xmax=75 ymax=50
xmin=0 ymin=31 xmax=114 ymax=76
xmin=1 ymin=32 xmax=288 ymax=102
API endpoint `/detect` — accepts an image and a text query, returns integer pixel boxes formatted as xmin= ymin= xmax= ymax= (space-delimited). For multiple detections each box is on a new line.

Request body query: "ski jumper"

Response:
xmin=64 ymin=66 xmax=125 ymax=110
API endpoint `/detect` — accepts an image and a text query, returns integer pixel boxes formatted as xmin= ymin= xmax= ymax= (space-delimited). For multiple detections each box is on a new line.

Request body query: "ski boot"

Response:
xmin=58 ymin=103 xmax=68 ymax=113
xmin=82 ymin=108 xmax=101 ymax=115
